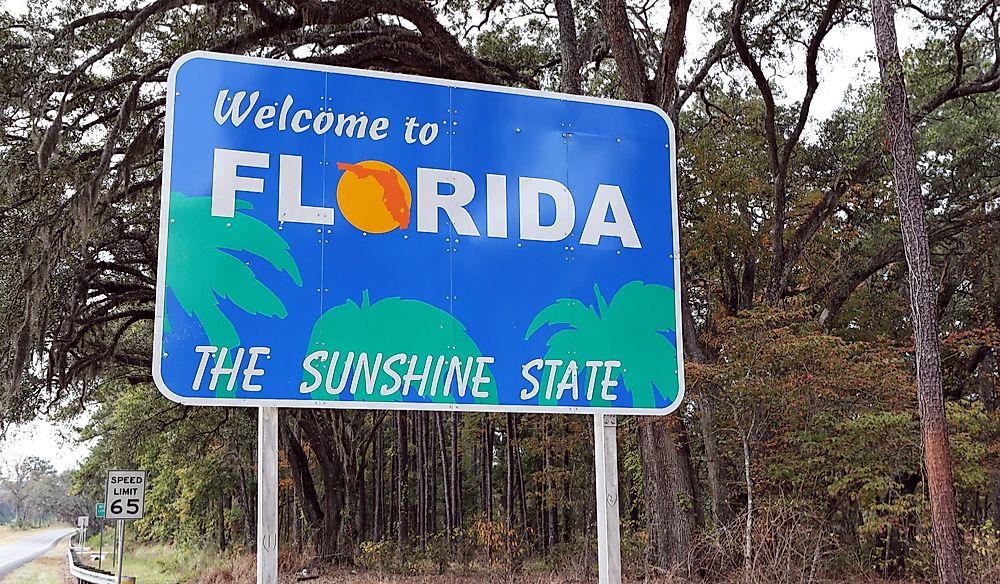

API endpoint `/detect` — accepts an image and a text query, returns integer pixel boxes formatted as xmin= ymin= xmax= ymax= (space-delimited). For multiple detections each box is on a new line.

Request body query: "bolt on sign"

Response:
xmin=105 ymin=470 xmax=146 ymax=520
xmin=154 ymin=51 xmax=684 ymax=415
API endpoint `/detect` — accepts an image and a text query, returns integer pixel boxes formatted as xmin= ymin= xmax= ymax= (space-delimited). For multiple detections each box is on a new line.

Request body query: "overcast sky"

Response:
xmin=0 ymin=0 xmax=917 ymax=472
xmin=1 ymin=418 xmax=94 ymax=473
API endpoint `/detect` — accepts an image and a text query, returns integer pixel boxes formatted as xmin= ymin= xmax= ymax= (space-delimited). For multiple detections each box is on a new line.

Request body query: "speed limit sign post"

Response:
xmin=105 ymin=470 xmax=147 ymax=584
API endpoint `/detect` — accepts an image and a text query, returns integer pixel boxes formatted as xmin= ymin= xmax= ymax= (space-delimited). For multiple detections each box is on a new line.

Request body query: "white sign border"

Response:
xmin=152 ymin=50 xmax=685 ymax=416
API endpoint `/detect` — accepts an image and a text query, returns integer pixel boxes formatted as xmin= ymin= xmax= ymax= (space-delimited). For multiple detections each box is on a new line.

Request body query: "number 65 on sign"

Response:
xmin=105 ymin=470 xmax=147 ymax=520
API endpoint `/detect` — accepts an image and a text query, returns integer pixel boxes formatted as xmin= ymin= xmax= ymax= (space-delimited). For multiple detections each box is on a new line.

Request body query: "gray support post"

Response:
xmin=98 ymin=519 xmax=104 ymax=570
xmin=258 ymin=407 xmax=279 ymax=584
xmin=594 ymin=414 xmax=622 ymax=584
xmin=115 ymin=519 xmax=124 ymax=584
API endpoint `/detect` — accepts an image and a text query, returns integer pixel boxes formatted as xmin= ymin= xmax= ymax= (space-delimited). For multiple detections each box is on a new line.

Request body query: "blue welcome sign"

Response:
xmin=153 ymin=51 xmax=684 ymax=415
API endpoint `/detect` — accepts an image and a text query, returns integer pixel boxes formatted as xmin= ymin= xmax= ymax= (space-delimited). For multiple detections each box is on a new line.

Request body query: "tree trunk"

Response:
xmin=233 ymin=441 xmax=255 ymax=545
xmin=396 ymin=412 xmax=409 ymax=561
xmin=700 ymin=392 xmax=731 ymax=526
xmin=871 ymin=2 xmax=965 ymax=582
xmin=218 ymin=492 xmax=227 ymax=552
xmin=598 ymin=0 xmax=647 ymax=101
xmin=554 ymin=0 xmax=582 ymax=94
xmin=544 ymin=416 xmax=557 ymax=550
xmin=639 ymin=417 xmax=698 ymax=572
xmin=294 ymin=494 xmax=302 ymax=555
xmin=515 ymin=417 xmax=528 ymax=529
xmin=416 ymin=412 xmax=427 ymax=549
xmin=429 ymin=412 xmax=438 ymax=535
xmin=358 ymin=463 xmax=368 ymax=542
xmin=484 ymin=415 xmax=494 ymax=519
xmin=505 ymin=413 xmax=515 ymax=533
xmin=389 ymin=432 xmax=397 ymax=542
xmin=982 ymin=355 xmax=1000 ymax=527
xmin=436 ymin=412 xmax=452 ymax=548
xmin=281 ymin=422 xmax=325 ymax=549
xmin=375 ymin=430 xmax=384 ymax=541
xmin=451 ymin=413 xmax=462 ymax=528
xmin=742 ymin=431 xmax=753 ymax=576
xmin=561 ymin=427 xmax=572 ymax=544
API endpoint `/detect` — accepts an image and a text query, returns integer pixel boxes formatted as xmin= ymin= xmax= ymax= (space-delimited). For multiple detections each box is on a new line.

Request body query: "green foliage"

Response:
xmin=946 ymin=400 xmax=995 ymax=492
xmin=690 ymin=304 xmax=943 ymax=572
xmin=74 ymin=382 xmax=255 ymax=549
xmin=474 ymin=20 xmax=558 ymax=91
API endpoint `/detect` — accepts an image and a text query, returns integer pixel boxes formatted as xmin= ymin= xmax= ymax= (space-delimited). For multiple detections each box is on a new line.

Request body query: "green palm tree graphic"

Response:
xmin=164 ymin=192 xmax=302 ymax=396
xmin=302 ymin=291 xmax=497 ymax=405
xmin=525 ymin=281 xmax=679 ymax=409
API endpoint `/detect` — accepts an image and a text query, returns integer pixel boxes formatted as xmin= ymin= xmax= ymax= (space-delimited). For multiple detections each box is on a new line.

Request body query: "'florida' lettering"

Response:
xmin=210 ymin=148 xmax=643 ymax=249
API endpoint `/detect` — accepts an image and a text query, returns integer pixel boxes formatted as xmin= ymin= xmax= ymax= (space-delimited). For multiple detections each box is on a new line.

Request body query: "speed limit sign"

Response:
xmin=105 ymin=470 xmax=147 ymax=520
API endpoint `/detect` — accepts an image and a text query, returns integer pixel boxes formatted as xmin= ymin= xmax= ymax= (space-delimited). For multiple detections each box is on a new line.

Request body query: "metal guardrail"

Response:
xmin=67 ymin=546 xmax=117 ymax=584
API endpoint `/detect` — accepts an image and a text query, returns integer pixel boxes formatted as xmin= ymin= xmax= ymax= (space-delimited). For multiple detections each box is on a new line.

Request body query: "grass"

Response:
xmin=77 ymin=531 xmax=223 ymax=584
xmin=3 ymin=542 xmax=67 ymax=584
xmin=118 ymin=544 xmax=221 ymax=584
xmin=81 ymin=525 xmax=115 ymax=569
xmin=74 ymin=524 xmax=222 ymax=584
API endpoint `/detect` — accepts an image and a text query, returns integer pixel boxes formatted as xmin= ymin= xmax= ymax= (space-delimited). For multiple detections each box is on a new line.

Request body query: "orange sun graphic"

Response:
xmin=335 ymin=160 xmax=412 ymax=233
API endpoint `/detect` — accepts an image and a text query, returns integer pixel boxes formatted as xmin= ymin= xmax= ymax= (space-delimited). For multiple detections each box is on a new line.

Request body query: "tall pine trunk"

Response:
xmin=985 ymin=356 xmax=1000 ymax=526
xmin=543 ymin=416 xmax=557 ymax=550
xmin=218 ymin=493 xmax=227 ymax=552
xmin=561 ymin=426 xmax=572 ymax=544
xmin=429 ymin=412 xmax=438 ymax=535
xmin=484 ymin=415 xmax=494 ymax=519
xmin=375 ymin=430 xmax=384 ymax=541
xmin=416 ymin=412 xmax=427 ymax=549
xmin=871 ymin=2 xmax=965 ymax=582
xmin=436 ymin=412 xmax=453 ymax=547
xmin=451 ymin=413 xmax=462 ymax=528
xmin=505 ymin=414 xmax=515 ymax=531
xmin=396 ymin=412 xmax=409 ymax=562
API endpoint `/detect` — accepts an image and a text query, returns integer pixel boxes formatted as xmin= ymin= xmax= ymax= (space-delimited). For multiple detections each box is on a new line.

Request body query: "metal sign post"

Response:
xmin=77 ymin=516 xmax=88 ymax=548
xmin=96 ymin=503 xmax=106 ymax=570
xmin=115 ymin=520 xmax=125 ymax=584
xmin=98 ymin=518 xmax=105 ymax=569
xmin=258 ymin=407 xmax=278 ymax=584
xmin=105 ymin=470 xmax=146 ymax=584
xmin=594 ymin=414 xmax=622 ymax=583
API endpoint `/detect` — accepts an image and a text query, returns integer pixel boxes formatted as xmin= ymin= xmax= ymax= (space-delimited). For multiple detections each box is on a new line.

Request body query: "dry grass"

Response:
xmin=286 ymin=572 xmax=680 ymax=584
xmin=183 ymin=554 xmax=686 ymax=584
xmin=186 ymin=562 xmax=935 ymax=584
xmin=178 ymin=551 xmax=943 ymax=584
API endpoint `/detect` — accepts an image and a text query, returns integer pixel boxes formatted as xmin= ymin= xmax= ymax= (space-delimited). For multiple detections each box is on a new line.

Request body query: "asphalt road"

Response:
xmin=0 ymin=527 xmax=75 ymax=581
